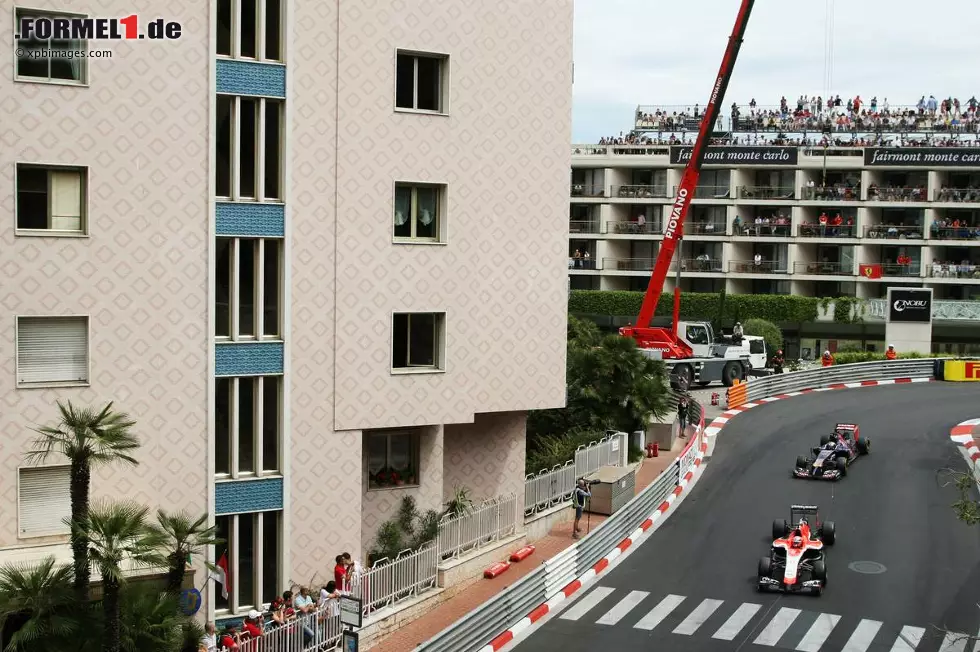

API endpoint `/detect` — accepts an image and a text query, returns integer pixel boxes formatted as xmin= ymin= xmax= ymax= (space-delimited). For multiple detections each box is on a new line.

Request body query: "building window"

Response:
xmin=392 ymin=313 xmax=445 ymax=372
xmin=15 ymin=165 xmax=87 ymax=234
xmin=395 ymin=51 xmax=448 ymax=113
xmin=394 ymin=184 xmax=445 ymax=242
xmin=18 ymin=465 xmax=71 ymax=538
xmin=214 ymin=376 xmax=282 ymax=478
xmin=215 ymin=0 xmax=283 ymax=61
xmin=215 ymin=237 xmax=282 ymax=340
xmin=215 ymin=96 xmax=283 ymax=201
xmin=214 ymin=511 xmax=281 ymax=614
xmin=367 ymin=431 xmax=420 ymax=489
xmin=16 ymin=316 xmax=89 ymax=387
xmin=15 ymin=9 xmax=87 ymax=84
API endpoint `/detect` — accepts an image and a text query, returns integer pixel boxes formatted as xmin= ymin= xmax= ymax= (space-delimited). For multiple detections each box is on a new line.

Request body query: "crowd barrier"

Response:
xmin=415 ymin=404 xmax=705 ymax=652
xmin=726 ymin=358 xmax=942 ymax=408
xmin=524 ymin=432 xmax=627 ymax=517
xmin=438 ymin=493 xmax=519 ymax=561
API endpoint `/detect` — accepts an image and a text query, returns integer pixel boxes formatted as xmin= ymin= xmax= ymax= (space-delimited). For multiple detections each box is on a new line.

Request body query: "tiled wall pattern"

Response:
xmin=443 ymin=412 xmax=527 ymax=503
xmin=0 ymin=2 xmax=211 ymax=545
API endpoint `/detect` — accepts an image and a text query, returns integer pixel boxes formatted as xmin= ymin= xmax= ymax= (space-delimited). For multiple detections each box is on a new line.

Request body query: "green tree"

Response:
xmin=742 ymin=318 xmax=783 ymax=359
xmin=26 ymin=402 xmax=140 ymax=602
xmin=117 ymin=585 xmax=186 ymax=652
xmin=155 ymin=511 xmax=222 ymax=596
xmin=0 ymin=558 xmax=81 ymax=652
xmin=76 ymin=501 xmax=166 ymax=652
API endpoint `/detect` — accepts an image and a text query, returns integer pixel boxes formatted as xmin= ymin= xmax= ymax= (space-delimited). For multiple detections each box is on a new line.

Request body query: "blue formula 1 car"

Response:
xmin=793 ymin=423 xmax=871 ymax=481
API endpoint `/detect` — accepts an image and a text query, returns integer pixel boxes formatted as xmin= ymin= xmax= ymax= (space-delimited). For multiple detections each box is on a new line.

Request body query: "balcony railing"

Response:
xmin=801 ymin=185 xmax=861 ymax=201
xmin=728 ymin=260 xmax=789 ymax=274
xmin=602 ymin=257 xmax=655 ymax=272
xmin=797 ymin=223 xmax=858 ymax=238
xmin=935 ymin=188 xmax=980 ymax=203
xmin=864 ymin=224 xmax=925 ymax=239
xmin=675 ymin=185 xmax=732 ymax=200
xmin=931 ymin=225 xmax=980 ymax=241
xmin=684 ymin=221 xmax=727 ymax=236
xmin=926 ymin=263 xmax=980 ymax=279
xmin=866 ymin=186 xmax=928 ymax=202
xmin=681 ymin=257 xmax=723 ymax=272
xmin=568 ymin=220 xmax=600 ymax=234
xmin=737 ymin=185 xmax=795 ymax=200
xmin=794 ymin=261 xmax=854 ymax=275
xmin=571 ymin=184 xmax=606 ymax=197
xmin=605 ymin=220 xmax=662 ymax=235
xmin=613 ymin=184 xmax=669 ymax=199
xmin=568 ymin=257 xmax=598 ymax=270
xmin=859 ymin=262 xmax=921 ymax=278
xmin=732 ymin=220 xmax=792 ymax=237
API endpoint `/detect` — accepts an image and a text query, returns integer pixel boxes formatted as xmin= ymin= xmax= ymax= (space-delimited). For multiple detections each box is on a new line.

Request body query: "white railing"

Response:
xmin=438 ymin=493 xmax=519 ymax=561
xmin=524 ymin=433 xmax=627 ymax=517
xmin=241 ymin=543 xmax=438 ymax=651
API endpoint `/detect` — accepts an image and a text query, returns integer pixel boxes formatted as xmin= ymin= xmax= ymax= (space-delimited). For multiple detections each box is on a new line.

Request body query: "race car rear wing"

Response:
xmin=834 ymin=423 xmax=857 ymax=430
xmin=790 ymin=504 xmax=819 ymax=511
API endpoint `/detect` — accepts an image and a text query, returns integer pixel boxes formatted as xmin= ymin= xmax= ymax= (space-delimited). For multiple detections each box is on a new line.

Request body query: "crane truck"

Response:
xmin=618 ymin=0 xmax=767 ymax=388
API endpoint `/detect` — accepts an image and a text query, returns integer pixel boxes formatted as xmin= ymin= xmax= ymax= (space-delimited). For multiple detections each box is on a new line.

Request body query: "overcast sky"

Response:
xmin=571 ymin=0 xmax=978 ymax=143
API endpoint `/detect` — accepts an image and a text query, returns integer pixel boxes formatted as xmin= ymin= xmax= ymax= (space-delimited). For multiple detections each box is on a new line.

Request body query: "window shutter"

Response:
xmin=17 ymin=317 xmax=89 ymax=384
xmin=48 ymin=170 xmax=82 ymax=231
xmin=19 ymin=466 xmax=71 ymax=536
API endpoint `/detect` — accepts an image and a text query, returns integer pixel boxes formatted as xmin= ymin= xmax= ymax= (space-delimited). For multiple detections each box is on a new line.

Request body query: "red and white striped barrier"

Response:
xmin=950 ymin=418 xmax=980 ymax=467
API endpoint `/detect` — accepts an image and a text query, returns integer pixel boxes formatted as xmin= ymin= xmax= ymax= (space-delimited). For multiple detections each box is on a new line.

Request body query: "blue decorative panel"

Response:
xmin=215 ymin=342 xmax=283 ymax=376
xmin=216 ymin=59 xmax=286 ymax=97
xmin=215 ymin=478 xmax=283 ymax=514
xmin=216 ymin=202 xmax=285 ymax=237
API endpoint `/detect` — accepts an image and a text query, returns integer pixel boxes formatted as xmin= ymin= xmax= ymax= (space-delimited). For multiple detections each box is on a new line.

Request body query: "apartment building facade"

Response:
xmin=570 ymin=141 xmax=980 ymax=300
xmin=2 ymin=0 xmax=572 ymax=621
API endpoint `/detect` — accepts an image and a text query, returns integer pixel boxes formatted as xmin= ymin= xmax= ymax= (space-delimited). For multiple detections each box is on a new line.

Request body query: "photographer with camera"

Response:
xmin=573 ymin=478 xmax=595 ymax=539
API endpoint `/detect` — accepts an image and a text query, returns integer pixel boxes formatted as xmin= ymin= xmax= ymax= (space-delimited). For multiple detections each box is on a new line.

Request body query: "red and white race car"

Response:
xmin=757 ymin=505 xmax=835 ymax=595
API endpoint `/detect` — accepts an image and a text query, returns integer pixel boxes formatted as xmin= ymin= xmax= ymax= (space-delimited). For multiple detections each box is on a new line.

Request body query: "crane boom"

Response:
xmin=634 ymin=0 xmax=755 ymax=330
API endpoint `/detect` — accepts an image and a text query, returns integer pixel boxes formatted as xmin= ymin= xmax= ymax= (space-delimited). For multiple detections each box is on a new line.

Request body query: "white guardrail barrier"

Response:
xmin=416 ymin=404 xmax=706 ymax=652
xmin=439 ymin=493 xmax=520 ymax=561
xmin=725 ymin=358 xmax=943 ymax=408
xmin=415 ymin=358 xmax=958 ymax=652
xmin=524 ymin=433 xmax=627 ymax=517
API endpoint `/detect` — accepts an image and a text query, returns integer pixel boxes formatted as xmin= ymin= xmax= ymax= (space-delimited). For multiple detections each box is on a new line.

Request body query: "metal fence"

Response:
xmin=242 ymin=543 xmax=438 ymax=652
xmin=417 ymin=405 xmax=705 ymax=652
xmin=438 ymin=493 xmax=519 ymax=561
xmin=726 ymin=358 xmax=938 ymax=407
xmin=524 ymin=432 xmax=627 ymax=517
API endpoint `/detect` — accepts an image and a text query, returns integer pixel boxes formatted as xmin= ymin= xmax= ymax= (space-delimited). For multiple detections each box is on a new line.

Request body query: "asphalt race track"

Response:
xmin=509 ymin=382 xmax=980 ymax=652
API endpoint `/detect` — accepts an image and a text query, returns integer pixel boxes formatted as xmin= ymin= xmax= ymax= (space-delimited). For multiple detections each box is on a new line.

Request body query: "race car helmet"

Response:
xmin=824 ymin=441 xmax=836 ymax=450
xmin=791 ymin=536 xmax=804 ymax=549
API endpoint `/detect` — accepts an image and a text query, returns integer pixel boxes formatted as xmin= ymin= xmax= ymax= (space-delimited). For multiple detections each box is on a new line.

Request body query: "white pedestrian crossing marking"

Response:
xmin=974 ymin=625 xmax=980 ymax=652
xmin=712 ymin=602 xmax=762 ymax=640
xmin=633 ymin=594 xmax=685 ymax=631
xmin=889 ymin=625 xmax=925 ymax=651
xmin=753 ymin=607 xmax=802 ymax=646
xmin=797 ymin=613 xmax=841 ymax=651
xmin=559 ymin=586 xmax=614 ymax=621
xmin=939 ymin=631 xmax=968 ymax=652
xmin=672 ymin=598 xmax=723 ymax=635
xmin=595 ymin=590 xmax=649 ymax=626
xmin=842 ymin=619 xmax=884 ymax=652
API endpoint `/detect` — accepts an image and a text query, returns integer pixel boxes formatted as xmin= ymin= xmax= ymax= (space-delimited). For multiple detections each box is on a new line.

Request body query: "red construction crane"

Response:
xmin=620 ymin=0 xmax=756 ymax=360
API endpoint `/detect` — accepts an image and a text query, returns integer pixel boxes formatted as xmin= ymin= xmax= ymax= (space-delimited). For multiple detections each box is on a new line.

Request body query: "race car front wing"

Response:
xmin=793 ymin=467 xmax=841 ymax=480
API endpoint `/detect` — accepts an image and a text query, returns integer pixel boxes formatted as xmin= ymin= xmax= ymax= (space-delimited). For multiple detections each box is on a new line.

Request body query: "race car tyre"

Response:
xmin=857 ymin=438 xmax=870 ymax=455
xmin=820 ymin=520 xmax=836 ymax=545
xmin=812 ymin=559 xmax=827 ymax=583
xmin=796 ymin=455 xmax=808 ymax=469
xmin=758 ymin=557 xmax=772 ymax=588
xmin=772 ymin=519 xmax=789 ymax=540
xmin=835 ymin=456 xmax=847 ymax=476
xmin=721 ymin=361 xmax=743 ymax=387
xmin=820 ymin=435 xmax=831 ymax=446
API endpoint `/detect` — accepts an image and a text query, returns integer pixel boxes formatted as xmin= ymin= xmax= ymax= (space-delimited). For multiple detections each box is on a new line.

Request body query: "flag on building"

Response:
xmin=859 ymin=264 xmax=882 ymax=279
xmin=215 ymin=551 xmax=231 ymax=599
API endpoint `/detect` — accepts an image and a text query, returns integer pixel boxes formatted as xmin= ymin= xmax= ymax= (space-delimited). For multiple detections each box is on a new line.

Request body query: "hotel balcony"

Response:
xmin=736 ymin=185 xmax=795 ymax=201
xmin=728 ymin=259 xmax=789 ymax=274
xmin=793 ymin=261 xmax=854 ymax=276
xmin=800 ymin=185 xmax=862 ymax=202
xmin=612 ymin=184 xmax=669 ymax=199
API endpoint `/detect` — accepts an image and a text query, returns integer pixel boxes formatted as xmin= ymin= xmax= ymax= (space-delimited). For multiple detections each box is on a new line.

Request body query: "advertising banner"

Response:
xmin=669 ymin=146 xmax=799 ymax=165
xmin=864 ymin=148 xmax=980 ymax=167
xmin=887 ymin=288 xmax=932 ymax=323
xmin=943 ymin=361 xmax=980 ymax=382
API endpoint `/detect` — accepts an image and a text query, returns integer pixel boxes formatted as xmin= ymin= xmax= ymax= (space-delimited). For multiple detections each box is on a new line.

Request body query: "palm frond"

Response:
xmin=75 ymin=501 xmax=168 ymax=587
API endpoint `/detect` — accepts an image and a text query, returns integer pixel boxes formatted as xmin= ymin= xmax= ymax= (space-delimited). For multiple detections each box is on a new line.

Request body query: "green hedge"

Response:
xmin=568 ymin=291 xmax=819 ymax=323
xmin=832 ymin=351 xmax=954 ymax=365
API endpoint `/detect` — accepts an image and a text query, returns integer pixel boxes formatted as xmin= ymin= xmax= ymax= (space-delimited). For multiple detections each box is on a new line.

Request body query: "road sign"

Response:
xmin=339 ymin=595 xmax=362 ymax=628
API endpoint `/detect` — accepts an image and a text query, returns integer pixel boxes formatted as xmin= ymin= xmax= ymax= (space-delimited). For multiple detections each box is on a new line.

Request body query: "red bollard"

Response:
xmin=711 ymin=392 xmax=719 ymax=406
xmin=484 ymin=561 xmax=511 ymax=579
xmin=509 ymin=545 xmax=535 ymax=562
xmin=646 ymin=442 xmax=659 ymax=457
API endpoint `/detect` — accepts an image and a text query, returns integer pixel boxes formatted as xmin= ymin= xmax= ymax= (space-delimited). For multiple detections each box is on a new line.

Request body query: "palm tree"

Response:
xmin=76 ymin=501 xmax=166 ymax=652
xmin=117 ymin=585 xmax=185 ymax=652
xmin=155 ymin=510 xmax=222 ymax=595
xmin=26 ymin=401 xmax=140 ymax=601
xmin=0 ymin=557 xmax=81 ymax=652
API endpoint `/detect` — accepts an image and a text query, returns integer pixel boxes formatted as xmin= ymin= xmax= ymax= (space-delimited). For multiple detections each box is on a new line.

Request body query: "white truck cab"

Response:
xmin=676 ymin=320 xmax=768 ymax=369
